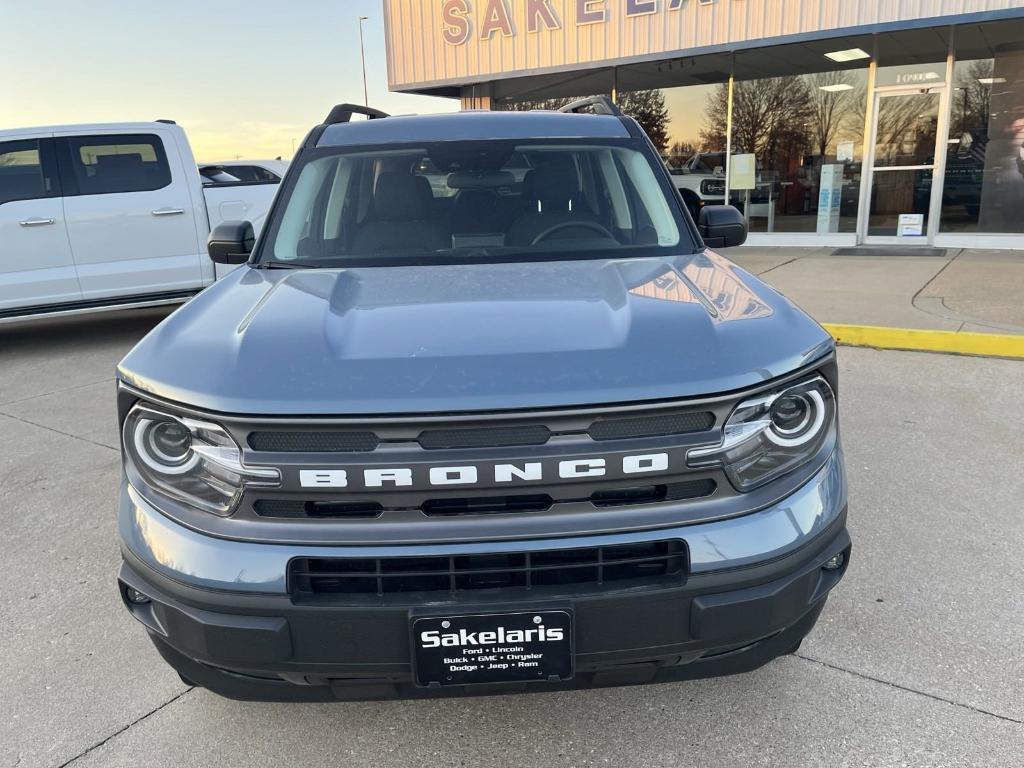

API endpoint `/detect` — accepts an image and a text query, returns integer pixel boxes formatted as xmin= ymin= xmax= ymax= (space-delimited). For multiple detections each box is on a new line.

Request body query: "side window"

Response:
xmin=199 ymin=167 xmax=242 ymax=185
xmin=0 ymin=139 xmax=54 ymax=206
xmin=224 ymin=165 xmax=280 ymax=183
xmin=63 ymin=133 xmax=172 ymax=195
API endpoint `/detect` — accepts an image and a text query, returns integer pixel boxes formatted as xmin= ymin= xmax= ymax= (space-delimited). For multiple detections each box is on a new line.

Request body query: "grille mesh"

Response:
xmin=417 ymin=425 xmax=551 ymax=449
xmin=253 ymin=499 xmax=383 ymax=518
xmin=421 ymin=494 xmax=553 ymax=516
xmin=590 ymin=478 xmax=716 ymax=507
xmin=588 ymin=411 xmax=714 ymax=441
xmin=248 ymin=431 xmax=379 ymax=452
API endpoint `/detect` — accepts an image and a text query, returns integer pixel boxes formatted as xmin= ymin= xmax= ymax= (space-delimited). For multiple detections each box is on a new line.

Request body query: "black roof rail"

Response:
xmin=301 ymin=104 xmax=392 ymax=150
xmin=323 ymin=103 xmax=390 ymax=125
xmin=557 ymin=96 xmax=622 ymax=117
xmin=155 ymin=119 xmax=176 ymax=124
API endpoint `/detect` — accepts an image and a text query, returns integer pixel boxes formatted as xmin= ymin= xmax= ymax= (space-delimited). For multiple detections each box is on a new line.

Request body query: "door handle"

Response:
xmin=19 ymin=218 xmax=56 ymax=227
xmin=152 ymin=208 xmax=185 ymax=216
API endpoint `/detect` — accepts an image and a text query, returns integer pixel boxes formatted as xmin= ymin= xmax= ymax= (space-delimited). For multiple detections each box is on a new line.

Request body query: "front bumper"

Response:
xmin=118 ymin=452 xmax=849 ymax=700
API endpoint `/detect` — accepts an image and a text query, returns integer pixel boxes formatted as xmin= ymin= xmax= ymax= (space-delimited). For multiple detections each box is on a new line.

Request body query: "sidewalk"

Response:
xmin=730 ymin=247 xmax=1024 ymax=336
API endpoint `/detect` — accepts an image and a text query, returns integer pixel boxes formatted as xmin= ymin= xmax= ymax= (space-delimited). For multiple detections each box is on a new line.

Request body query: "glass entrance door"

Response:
xmin=865 ymin=89 xmax=942 ymax=241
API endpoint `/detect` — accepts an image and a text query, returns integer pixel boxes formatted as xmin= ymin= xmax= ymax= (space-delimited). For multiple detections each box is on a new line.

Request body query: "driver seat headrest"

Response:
xmin=525 ymin=158 xmax=581 ymax=212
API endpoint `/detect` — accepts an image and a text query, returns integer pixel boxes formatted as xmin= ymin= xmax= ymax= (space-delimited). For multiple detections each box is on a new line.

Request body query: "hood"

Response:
xmin=118 ymin=251 xmax=833 ymax=415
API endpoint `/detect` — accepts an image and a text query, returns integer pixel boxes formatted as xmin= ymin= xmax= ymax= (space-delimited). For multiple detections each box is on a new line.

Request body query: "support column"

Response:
xmin=460 ymin=84 xmax=493 ymax=110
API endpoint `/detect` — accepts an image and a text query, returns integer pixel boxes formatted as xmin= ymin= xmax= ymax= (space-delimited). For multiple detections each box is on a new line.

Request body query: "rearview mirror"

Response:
xmin=208 ymin=221 xmax=255 ymax=264
xmin=698 ymin=205 xmax=747 ymax=248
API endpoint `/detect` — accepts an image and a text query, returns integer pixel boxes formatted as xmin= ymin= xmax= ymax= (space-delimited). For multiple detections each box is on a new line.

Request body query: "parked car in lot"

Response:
xmin=670 ymin=152 xmax=779 ymax=220
xmin=669 ymin=152 xmax=727 ymax=218
xmin=0 ymin=121 xmax=279 ymax=322
xmin=199 ymin=159 xmax=289 ymax=185
xmin=115 ymin=99 xmax=850 ymax=701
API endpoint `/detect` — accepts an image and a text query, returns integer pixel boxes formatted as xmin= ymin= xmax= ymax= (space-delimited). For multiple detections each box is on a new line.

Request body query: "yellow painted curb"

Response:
xmin=822 ymin=324 xmax=1024 ymax=360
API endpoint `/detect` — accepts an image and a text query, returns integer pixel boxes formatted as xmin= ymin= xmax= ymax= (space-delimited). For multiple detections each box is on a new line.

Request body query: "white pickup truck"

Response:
xmin=0 ymin=121 xmax=280 ymax=323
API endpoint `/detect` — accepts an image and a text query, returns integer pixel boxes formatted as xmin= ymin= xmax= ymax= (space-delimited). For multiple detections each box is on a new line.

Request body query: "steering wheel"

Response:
xmin=531 ymin=220 xmax=616 ymax=245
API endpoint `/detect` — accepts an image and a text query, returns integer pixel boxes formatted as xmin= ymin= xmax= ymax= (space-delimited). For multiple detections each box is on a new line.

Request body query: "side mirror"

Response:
xmin=698 ymin=204 xmax=747 ymax=248
xmin=208 ymin=221 xmax=254 ymax=264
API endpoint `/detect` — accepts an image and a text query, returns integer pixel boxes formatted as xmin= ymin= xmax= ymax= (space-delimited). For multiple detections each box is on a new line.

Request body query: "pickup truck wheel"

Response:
xmin=179 ymin=673 xmax=198 ymax=687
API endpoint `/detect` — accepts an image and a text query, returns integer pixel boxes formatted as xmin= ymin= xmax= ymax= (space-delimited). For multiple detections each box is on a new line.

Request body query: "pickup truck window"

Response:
xmin=0 ymin=140 xmax=52 ymax=205
xmin=263 ymin=139 xmax=688 ymax=265
xmin=199 ymin=167 xmax=243 ymax=185
xmin=200 ymin=165 xmax=279 ymax=185
xmin=62 ymin=133 xmax=172 ymax=196
xmin=222 ymin=165 xmax=280 ymax=183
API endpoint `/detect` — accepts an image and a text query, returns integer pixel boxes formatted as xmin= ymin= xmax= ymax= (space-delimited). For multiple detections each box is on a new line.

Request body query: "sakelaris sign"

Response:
xmin=441 ymin=0 xmax=725 ymax=45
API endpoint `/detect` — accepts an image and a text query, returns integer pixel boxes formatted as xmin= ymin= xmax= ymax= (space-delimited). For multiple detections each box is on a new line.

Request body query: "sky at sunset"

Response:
xmin=0 ymin=0 xmax=458 ymax=161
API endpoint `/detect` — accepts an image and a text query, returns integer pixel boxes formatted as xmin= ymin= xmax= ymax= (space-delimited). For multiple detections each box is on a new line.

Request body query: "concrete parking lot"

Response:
xmin=1 ymin=309 xmax=1022 ymax=768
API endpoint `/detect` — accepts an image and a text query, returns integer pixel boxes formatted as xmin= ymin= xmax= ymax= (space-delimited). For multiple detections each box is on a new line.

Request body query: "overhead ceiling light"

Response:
xmin=819 ymin=83 xmax=854 ymax=92
xmin=978 ymin=77 xmax=1006 ymax=84
xmin=824 ymin=48 xmax=870 ymax=63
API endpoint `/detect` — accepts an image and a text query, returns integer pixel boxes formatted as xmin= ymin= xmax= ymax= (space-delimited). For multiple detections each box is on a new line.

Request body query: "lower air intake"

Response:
xmin=290 ymin=539 xmax=687 ymax=599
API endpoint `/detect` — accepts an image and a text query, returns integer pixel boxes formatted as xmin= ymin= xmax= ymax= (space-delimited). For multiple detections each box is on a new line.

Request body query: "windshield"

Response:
xmin=258 ymin=139 xmax=692 ymax=266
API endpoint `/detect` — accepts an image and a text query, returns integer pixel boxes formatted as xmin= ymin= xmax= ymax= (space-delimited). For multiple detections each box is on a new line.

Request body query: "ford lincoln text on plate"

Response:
xmin=115 ymin=99 xmax=850 ymax=701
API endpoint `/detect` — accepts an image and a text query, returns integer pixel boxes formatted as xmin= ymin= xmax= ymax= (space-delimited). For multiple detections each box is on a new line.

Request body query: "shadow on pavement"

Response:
xmin=0 ymin=306 xmax=177 ymax=356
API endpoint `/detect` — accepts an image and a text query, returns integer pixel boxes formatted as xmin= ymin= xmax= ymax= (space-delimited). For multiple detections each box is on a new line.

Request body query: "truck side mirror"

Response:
xmin=208 ymin=221 xmax=255 ymax=264
xmin=698 ymin=205 xmax=747 ymax=248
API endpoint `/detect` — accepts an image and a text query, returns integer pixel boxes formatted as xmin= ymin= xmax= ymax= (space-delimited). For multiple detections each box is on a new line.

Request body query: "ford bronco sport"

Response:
xmin=116 ymin=99 xmax=850 ymax=701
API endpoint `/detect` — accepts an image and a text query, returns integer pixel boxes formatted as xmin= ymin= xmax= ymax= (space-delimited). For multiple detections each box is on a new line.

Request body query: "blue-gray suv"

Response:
xmin=116 ymin=99 xmax=850 ymax=701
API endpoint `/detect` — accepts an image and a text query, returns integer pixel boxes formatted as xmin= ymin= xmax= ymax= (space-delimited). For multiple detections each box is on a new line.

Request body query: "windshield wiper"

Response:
xmin=258 ymin=260 xmax=324 ymax=270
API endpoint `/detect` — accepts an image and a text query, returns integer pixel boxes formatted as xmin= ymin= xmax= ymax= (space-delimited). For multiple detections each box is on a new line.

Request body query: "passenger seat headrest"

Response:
xmin=374 ymin=173 xmax=426 ymax=221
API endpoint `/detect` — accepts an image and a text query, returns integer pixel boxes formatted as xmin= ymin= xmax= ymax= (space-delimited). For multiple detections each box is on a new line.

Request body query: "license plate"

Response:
xmin=412 ymin=610 xmax=573 ymax=687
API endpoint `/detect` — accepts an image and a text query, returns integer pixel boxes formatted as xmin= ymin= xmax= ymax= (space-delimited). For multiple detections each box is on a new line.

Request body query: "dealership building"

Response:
xmin=383 ymin=0 xmax=1024 ymax=249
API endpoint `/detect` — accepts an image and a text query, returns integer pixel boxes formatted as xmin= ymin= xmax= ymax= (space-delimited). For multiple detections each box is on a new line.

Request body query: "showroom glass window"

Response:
xmin=940 ymin=19 xmax=1024 ymax=234
xmin=727 ymin=44 xmax=870 ymax=234
xmin=615 ymin=52 xmax=731 ymax=221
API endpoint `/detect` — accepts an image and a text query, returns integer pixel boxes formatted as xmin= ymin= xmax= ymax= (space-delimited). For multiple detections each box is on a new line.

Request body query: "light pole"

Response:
xmin=358 ymin=15 xmax=369 ymax=107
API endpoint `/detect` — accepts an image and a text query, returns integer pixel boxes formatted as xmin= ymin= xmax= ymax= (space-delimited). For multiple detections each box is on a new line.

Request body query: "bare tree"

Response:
xmin=666 ymin=140 xmax=697 ymax=167
xmin=807 ymin=71 xmax=855 ymax=158
xmin=701 ymin=77 xmax=813 ymax=166
xmin=951 ymin=59 xmax=994 ymax=138
xmin=617 ymin=90 xmax=670 ymax=154
xmin=502 ymin=90 xmax=671 ymax=154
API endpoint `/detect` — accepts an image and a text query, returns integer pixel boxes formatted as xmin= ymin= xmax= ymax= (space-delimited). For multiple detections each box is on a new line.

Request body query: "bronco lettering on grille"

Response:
xmin=297 ymin=452 xmax=671 ymax=489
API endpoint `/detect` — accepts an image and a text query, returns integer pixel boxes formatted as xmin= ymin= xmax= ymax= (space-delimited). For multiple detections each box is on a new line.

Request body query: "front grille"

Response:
xmin=289 ymin=539 xmax=687 ymax=598
xmin=238 ymin=395 xmax=733 ymax=531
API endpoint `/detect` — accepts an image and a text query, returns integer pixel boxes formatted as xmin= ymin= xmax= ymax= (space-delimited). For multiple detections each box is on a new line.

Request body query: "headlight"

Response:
xmin=123 ymin=403 xmax=279 ymax=515
xmin=687 ymin=376 xmax=835 ymax=491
